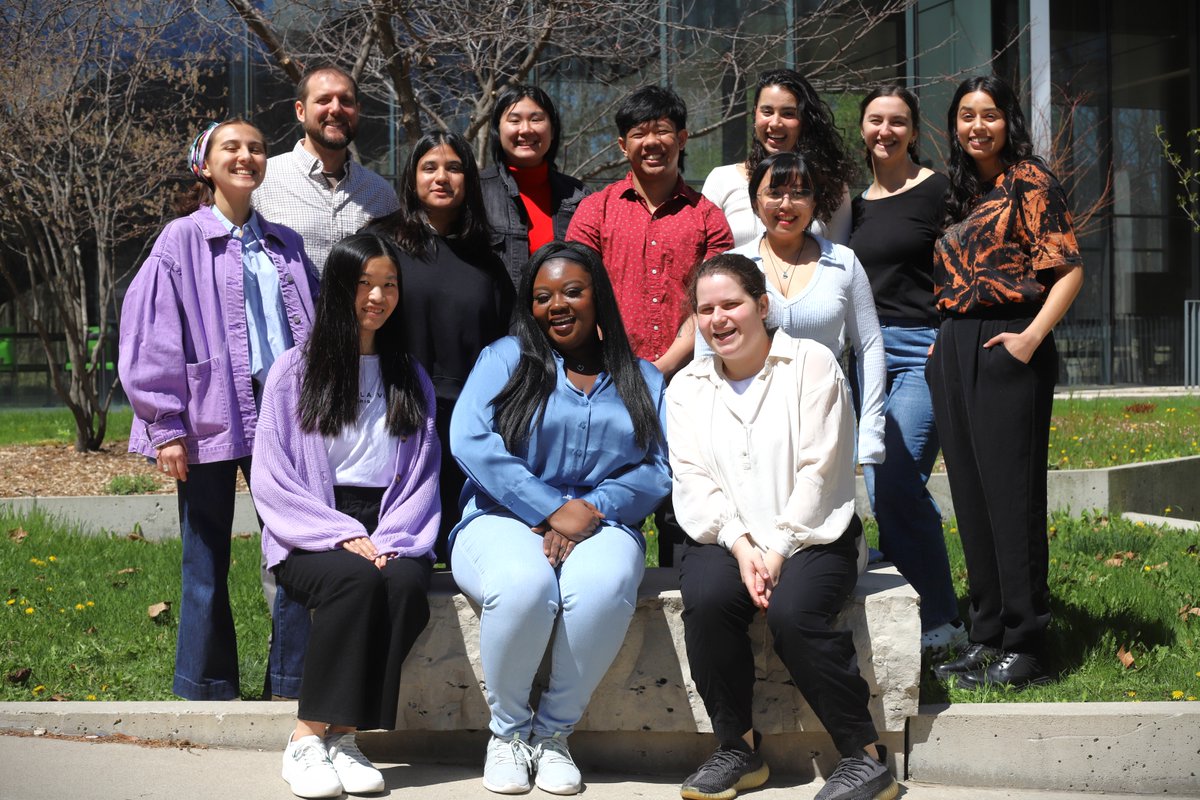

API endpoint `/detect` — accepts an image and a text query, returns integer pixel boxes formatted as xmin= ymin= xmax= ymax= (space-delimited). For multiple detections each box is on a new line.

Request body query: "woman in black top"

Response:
xmin=368 ymin=130 xmax=513 ymax=563
xmin=848 ymin=85 xmax=962 ymax=658
xmin=480 ymin=84 xmax=590 ymax=287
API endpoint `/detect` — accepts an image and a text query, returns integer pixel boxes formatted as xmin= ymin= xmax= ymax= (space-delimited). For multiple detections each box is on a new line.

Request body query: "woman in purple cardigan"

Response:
xmin=252 ymin=233 xmax=440 ymax=799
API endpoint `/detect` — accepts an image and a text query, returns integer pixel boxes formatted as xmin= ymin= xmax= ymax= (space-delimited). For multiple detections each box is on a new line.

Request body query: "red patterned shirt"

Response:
xmin=934 ymin=159 xmax=1082 ymax=315
xmin=567 ymin=173 xmax=733 ymax=361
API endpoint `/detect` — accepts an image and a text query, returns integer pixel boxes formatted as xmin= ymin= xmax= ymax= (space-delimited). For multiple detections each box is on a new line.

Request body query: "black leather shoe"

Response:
xmin=956 ymin=651 xmax=1052 ymax=690
xmin=932 ymin=643 xmax=1001 ymax=680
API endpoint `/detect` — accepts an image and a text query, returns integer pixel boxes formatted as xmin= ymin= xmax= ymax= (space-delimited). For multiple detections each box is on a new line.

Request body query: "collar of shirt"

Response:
xmin=208 ymin=203 xmax=261 ymax=242
xmin=616 ymin=172 xmax=701 ymax=213
xmin=693 ymin=328 xmax=798 ymax=386
xmin=292 ymin=139 xmax=355 ymax=185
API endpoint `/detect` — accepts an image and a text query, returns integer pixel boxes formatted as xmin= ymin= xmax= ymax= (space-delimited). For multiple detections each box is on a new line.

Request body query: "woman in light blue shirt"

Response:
xmin=449 ymin=240 xmax=671 ymax=796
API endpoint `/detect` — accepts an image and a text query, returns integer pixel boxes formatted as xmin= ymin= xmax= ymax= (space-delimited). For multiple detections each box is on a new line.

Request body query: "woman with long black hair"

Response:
xmin=253 ymin=233 xmax=440 ymax=798
xmin=928 ymin=76 xmax=1083 ymax=689
xmin=449 ymin=241 xmax=671 ymax=795
xmin=702 ymin=68 xmax=858 ymax=246
xmin=367 ymin=131 xmax=513 ymax=563
xmin=480 ymin=83 xmax=590 ymax=287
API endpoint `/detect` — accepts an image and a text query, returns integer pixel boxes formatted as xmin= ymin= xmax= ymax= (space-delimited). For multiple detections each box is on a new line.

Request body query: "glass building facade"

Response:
xmin=224 ymin=0 xmax=1199 ymax=387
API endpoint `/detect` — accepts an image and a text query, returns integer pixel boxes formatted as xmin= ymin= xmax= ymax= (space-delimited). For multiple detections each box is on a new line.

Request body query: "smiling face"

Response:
xmin=499 ymin=96 xmax=553 ymax=169
xmin=355 ymin=255 xmax=400 ymax=353
xmin=619 ymin=116 xmax=687 ymax=184
xmin=695 ymin=272 xmax=770 ymax=371
xmin=531 ymin=258 xmax=598 ymax=359
xmin=956 ymin=90 xmax=1007 ymax=178
xmin=862 ymin=95 xmax=916 ymax=167
xmin=754 ymin=84 xmax=802 ymax=156
xmin=296 ymin=70 xmax=359 ymax=152
xmin=753 ymin=169 xmax=815 ymax=247
xmin=414 ymin=143 xmax=466 ymax=219
xmin=201 ymin=123 xmax=267 ymax=202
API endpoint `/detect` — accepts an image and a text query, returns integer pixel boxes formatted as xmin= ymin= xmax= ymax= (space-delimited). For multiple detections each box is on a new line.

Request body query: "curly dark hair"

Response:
xmin=943 ymin=75 xmax=1037 ymax=226
xmin=745 ymin=69 xmax=856 ymax=224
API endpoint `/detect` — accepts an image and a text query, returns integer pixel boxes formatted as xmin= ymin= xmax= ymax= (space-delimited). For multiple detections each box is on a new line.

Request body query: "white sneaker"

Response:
xmin=922 ymin=620 xmax=969 ymax=658
xmin=532 ymin=733 xmax=582 ymax=795
xmin=483 ymin=733 xmax=535 ymax=794
xmin=282 ymin=734 xmax=343 ymax=799
xmin=326 ymin=732 xmax=385 ymax=794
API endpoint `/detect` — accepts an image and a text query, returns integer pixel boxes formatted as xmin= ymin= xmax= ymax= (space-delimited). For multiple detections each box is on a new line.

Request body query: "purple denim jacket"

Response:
xmin=253 ymin=347 xmax=441 ymax=569
xmin=119 ymin=207 xmax=317 ymax=463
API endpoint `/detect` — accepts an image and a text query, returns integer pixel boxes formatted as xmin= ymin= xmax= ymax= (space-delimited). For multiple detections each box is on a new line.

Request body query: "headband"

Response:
xmin=187 ymin=121 xmax=222 ymax=183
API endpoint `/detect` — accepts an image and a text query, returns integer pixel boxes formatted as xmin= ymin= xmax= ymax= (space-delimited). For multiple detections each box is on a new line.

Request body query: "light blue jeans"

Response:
xmin=862 ymin=321 xmax=958 ymax=630
xmin=451 ymin=516 xmax=644 ymax=738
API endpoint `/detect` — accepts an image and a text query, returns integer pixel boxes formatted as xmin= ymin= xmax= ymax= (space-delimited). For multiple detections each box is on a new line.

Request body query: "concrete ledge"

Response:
xmin=908 ymin=702 xmax=1200 ymax=795
xmin=395 ymin=566 xmax=919 ymax=739
xmin=7 ymin=455 xmax=1198 ymax=539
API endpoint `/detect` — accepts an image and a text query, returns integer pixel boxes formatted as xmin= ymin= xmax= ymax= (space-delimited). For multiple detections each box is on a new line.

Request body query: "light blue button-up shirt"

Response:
xmin=210 ymin=205 xmax=294 ymax=387
xmin=448 ymin=336 xmax=672 ymax=549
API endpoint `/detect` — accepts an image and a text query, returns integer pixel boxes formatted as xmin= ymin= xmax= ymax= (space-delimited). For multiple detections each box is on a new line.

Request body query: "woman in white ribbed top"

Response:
xmin=698 ymin=150 xmax=886 ymax=464
xmin=701 ymin=69 xmax=858 ymax=247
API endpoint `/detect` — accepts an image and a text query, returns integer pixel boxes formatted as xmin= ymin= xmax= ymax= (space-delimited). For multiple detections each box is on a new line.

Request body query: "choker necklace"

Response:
xmin=565 ymin=357 xmax=602 ymax=376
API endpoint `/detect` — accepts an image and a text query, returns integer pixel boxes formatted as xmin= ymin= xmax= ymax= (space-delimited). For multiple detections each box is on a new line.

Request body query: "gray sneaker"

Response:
xmin=531 ymin=733 xmax=582 ymax=795
xmin=483 ymin=733 xmax=535 ymax=794
xmin=680 ymin=732 xmax=769 ymax=800
xmin=813 ymin=746 xmax=898 ymax=800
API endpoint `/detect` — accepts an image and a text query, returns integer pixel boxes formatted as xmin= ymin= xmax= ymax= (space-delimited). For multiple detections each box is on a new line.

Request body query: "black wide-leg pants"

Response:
xmin=926 ymin=314 xmax=1056 ymax=655
xmin=679 ymin=518 xmax=878 ymax=757
xmin=276 ymin=487 xmax=432 ymax=730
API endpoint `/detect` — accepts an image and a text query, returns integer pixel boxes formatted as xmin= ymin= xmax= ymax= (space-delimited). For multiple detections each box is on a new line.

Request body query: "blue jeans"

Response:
xmin=172 ymin=457 xmax=252 ymax=700
xmin=862 ymin=322 xmax=958 ymax=630
xmin=450 ymin=516 xmax=644 ymax=738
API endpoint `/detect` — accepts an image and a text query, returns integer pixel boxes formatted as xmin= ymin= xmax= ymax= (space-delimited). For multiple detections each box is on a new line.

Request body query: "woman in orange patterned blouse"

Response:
xmin=926 ymin=76 xmax=1083 ymax=691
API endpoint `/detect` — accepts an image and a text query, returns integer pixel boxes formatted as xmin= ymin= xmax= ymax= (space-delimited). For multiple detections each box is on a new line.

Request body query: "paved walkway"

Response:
xmin=0 ymin=735 xmax=1175 ymax=800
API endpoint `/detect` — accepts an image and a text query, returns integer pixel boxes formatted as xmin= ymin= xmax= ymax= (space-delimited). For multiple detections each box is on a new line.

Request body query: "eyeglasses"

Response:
xmin=758 ymin=187 xmax=814 ymax=208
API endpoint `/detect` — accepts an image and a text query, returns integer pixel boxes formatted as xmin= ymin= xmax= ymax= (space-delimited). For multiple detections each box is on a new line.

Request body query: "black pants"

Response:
xmin=926 ymin=315 xmax=1056 ymax=654
xmin=276 ymin=486 xmax=433 ymax=730
xmin=679 ymin=517 xmax=877 ymax=757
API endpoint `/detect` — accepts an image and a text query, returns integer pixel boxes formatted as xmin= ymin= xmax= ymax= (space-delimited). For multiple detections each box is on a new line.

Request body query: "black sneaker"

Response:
xmin=680 ymin=732 xmax=769 ymax=800
xmin=932 ymin=642 xmax=1001 ymax=680
xmin=956 ymin=651 xmax=1052 ymax=690
xmin=813 ymin=745 xmax=898 ymax=800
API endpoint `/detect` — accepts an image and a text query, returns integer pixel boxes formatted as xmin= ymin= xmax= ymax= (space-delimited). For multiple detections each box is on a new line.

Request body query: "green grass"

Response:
xmin=864 ymin=513 xmax=1200 ymax=705
xmin=1048 ymin=396 xmax=1200 ymax=470
xmin=105 ymin=474 xmax=161 ymax=495
xmin=0 ymin=407 xmax=135 ymax=446
xmin=0 ymin=507 xmax=268 ymax=701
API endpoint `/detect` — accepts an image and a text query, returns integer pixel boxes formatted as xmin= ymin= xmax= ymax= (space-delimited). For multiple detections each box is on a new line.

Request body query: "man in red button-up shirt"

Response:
xmin=567 ymin=85 xmax=732 ymax=379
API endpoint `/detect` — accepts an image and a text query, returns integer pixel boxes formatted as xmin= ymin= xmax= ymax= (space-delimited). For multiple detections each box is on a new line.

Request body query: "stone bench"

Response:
xmin=366 ymin=564 xmax=920 ymax=778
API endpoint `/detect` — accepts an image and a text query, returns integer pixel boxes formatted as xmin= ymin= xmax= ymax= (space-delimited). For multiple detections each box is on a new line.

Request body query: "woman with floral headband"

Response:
xmin=119 ymin=119 xmax=318 ymax=701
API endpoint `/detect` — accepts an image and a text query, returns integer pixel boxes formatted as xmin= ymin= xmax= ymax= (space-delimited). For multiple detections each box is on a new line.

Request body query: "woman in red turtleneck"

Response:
xmin=480 ymin=84 xmax=591 ymax=288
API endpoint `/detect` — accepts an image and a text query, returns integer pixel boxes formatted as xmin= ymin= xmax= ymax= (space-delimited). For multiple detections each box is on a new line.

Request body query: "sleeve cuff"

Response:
xmin=147 ymin=416 xmax=187 ymax=449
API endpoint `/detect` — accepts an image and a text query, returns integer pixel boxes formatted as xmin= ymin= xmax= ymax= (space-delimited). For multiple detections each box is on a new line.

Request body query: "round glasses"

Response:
xmin=758 ymin=187 xmax=814 ymax=208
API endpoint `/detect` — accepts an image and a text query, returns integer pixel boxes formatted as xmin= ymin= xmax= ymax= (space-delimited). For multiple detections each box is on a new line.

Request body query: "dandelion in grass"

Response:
xmin=86 ymin=601 xmax=94 ymax=607
xmin=24 ymin=606 xmax=34 ymax=615
xmin=86 ymin=694 xmax=96 ymax=701
xmin=1126 ymin=690 xmax=1137 ymax=697
xmin=48 ymin=555 xmax=57 ymax=562
xmin=1172 ymin=690 xmax=1184 ymax=699
xmin=32 ymin=685 xmax=44 ymax=696
xmin=74 ymin=603 xmax=84 ymax=611
xmin=5 ymin=599 xmax=14 ymax=606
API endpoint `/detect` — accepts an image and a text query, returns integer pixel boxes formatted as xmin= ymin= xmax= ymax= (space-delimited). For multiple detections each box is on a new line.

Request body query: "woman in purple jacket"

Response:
xmin=119 ymin=119 xmax=317 ymax=702
xmin=253 ymin=232 xmax=440 ymax=799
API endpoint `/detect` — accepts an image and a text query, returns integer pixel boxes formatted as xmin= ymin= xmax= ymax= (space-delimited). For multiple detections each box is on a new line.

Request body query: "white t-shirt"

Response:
xmin=324 ymin=355 xmax=396 ymax=487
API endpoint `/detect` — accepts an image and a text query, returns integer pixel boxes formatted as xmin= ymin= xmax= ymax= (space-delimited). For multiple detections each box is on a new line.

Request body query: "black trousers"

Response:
xmin=926 ymin=315 xmax=1056 ymax=654
xmin=276 ymin=486 xmax=433 ymax=730
xmin=679 ymin=518 xmax=878 ymax=757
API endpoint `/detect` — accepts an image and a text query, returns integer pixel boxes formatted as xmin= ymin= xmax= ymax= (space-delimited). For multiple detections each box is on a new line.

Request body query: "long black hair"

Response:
xmin=745 ymin=69 xmax=856 ymax=224
xmin=370 ymin=130 xmax=491 ymax=255
xmin=858 ymin=84 xmax=922 ymax=170
xmin=298 ymin=233 xmax=427 ymax=437
xmin=943 ymin=75 xmax=1036 ymax=225
xmin=490 ymin=240 xmax=662 ymax=453
xmin=489 ymin=84 xmax=562 ymax=168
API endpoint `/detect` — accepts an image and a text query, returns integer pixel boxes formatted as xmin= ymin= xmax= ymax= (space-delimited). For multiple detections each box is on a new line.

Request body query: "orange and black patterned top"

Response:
xmin=934 ymin=159 xmax=1082 ymax=315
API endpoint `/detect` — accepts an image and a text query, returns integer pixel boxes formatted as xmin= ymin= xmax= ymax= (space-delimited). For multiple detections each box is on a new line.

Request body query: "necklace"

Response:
xmin=565 ymin=357 xmax=602 ymax=375
xmin=761 ymin=235 xmax=807 ymax=295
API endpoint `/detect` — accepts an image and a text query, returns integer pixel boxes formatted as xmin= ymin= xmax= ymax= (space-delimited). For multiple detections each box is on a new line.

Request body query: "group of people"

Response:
xmin=118 ymin=61 xmax=1081 ymax=800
